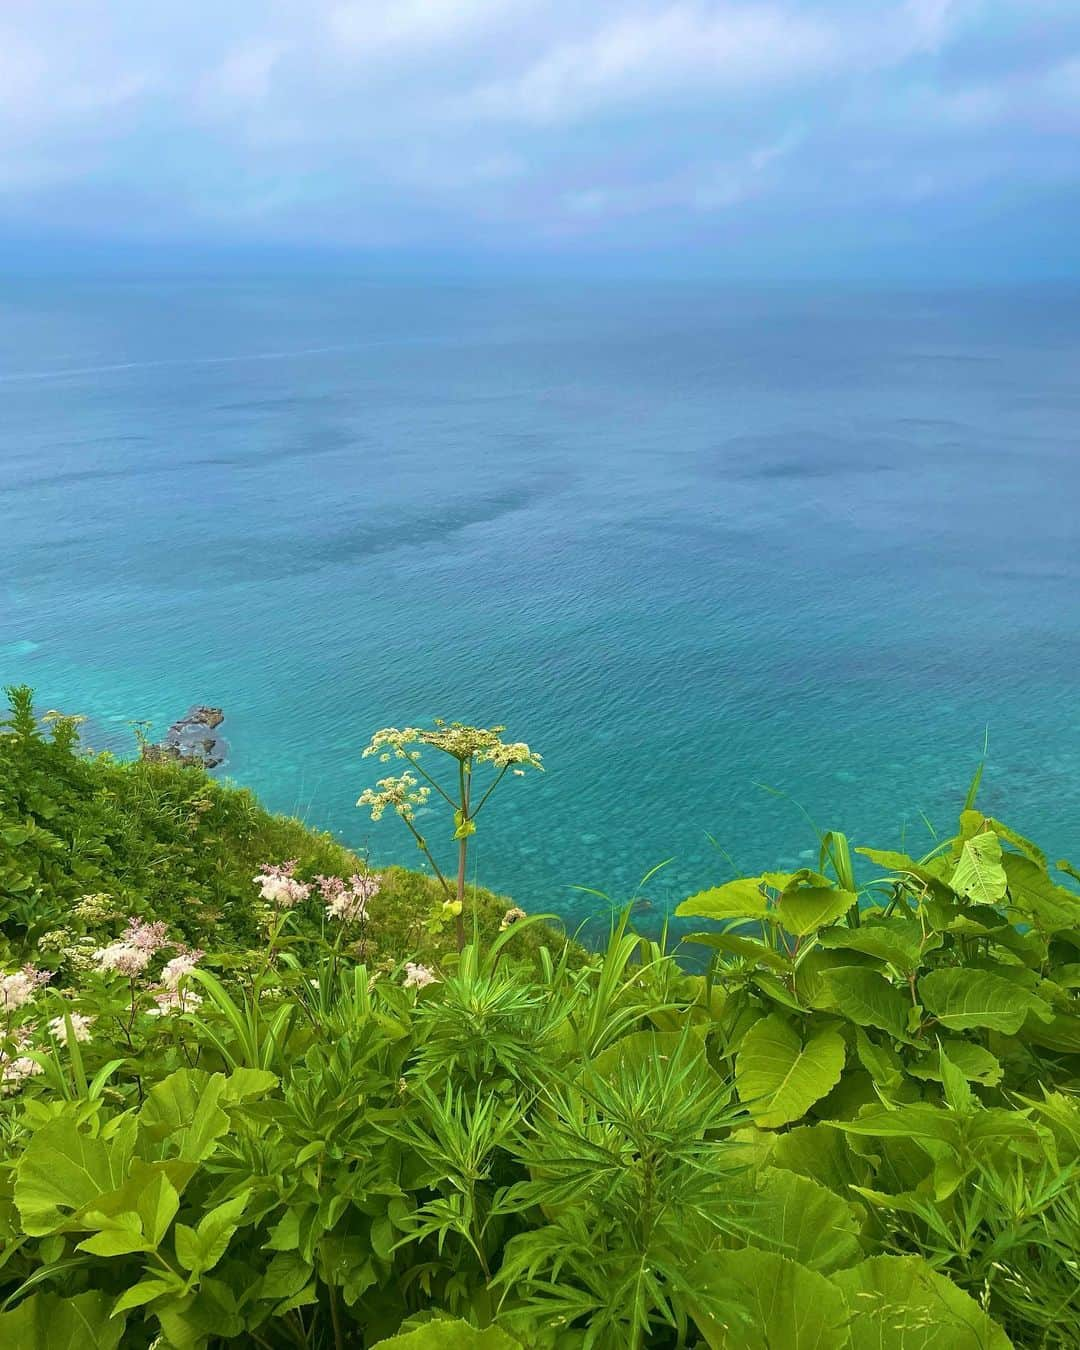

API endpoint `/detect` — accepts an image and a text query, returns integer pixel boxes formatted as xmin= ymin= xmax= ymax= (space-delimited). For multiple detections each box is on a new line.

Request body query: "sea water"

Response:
xmin=2 ymin=276 xmax=1078 ymax=933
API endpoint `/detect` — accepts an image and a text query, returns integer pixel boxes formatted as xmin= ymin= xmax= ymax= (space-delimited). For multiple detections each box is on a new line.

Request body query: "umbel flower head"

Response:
xmin=357 ymin=771 xmax=430 ymax=823
xmin=362 ymin=720 xmax=542 ymax=772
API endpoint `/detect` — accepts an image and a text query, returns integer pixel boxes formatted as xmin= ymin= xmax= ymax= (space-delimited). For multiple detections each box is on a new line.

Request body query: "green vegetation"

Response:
xmin=2 ymin=685 xmax=1080 ymax=1348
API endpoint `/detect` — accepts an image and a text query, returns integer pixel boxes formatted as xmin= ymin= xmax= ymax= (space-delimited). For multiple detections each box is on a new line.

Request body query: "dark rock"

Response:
xmin=140 ymin=705 xmax=229 ymax=770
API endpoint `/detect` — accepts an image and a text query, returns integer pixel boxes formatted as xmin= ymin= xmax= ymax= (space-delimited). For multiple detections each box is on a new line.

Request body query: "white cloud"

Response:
xmin=462 ymin=5 xmax=838 ymax=124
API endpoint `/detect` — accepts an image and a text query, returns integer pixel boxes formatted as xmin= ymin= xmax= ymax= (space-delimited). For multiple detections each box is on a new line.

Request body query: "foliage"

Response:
xmin=0 ymin=688 xmax=551 ymax=976
xmin=2 ymin=687 xmax=1079 ymax=1346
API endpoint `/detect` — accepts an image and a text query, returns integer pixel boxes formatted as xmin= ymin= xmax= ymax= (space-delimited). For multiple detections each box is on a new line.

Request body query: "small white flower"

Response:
xmin=48 ymin=1012 xmax=94 ymax=1045
xmin=403 ymin=961 xmax=438 ymax=990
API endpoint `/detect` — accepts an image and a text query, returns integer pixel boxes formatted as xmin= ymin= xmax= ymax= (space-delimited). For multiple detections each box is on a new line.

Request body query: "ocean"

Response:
xmin=2 ymin=276 xmax=1078 ymax=935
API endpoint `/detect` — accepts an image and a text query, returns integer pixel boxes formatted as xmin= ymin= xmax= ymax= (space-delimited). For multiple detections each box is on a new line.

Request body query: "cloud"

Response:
xmin=460 ymin=6 xmax=837 ymax=124
xmin=0 ymin=0 xmax=1076 ymax=271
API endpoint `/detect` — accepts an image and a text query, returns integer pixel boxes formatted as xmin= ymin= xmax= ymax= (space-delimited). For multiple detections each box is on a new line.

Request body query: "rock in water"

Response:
xmin=141 ymin=706 xmax=228 ymax=769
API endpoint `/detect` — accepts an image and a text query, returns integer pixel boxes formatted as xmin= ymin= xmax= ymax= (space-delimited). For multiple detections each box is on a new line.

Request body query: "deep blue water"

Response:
xmin=2 ymin=278 xmax=1078 ymax=934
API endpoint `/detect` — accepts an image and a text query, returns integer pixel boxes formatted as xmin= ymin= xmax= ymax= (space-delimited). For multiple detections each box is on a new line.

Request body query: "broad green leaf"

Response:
xmin=219 ymin=1069 xmax=278 ymax=1103
xmin=736 ymin=1015 xmax=846 ymax=1128
xmin=816 ymin=923 xmax=929 ymax=974
xmin=677 ymin=879 xmax=769 ymax=922
xmin=138 ymin=1070 xmax=229 ymax=1162
xmin=1002 ymin=855 xmax=1079 ymax=931
xmin=745 ymin=1168 xmax=863 ymax=1273
xmin=834 ymin=1255 xmax=1012 ymax=1349
xmin=174 ymin=1189 xmax=250 ymax=1275
xmin=959 ymin=810 xmax=1046 ymax=867
xmin=689 ymin=1248 xmax=848 ymax=1350
xmin=76 ymin=1214 xmax=147 ymax=1258
xmin=0 ymin=1291 xmax=124 ymax=1349
xmin=111 ymin=1277 xmax=184 ymax=1316
xmin=771 ymin=1122 xmax=866 ymax=1194
xmin=855 ymin=848 xmax=950 ymax=889
xmin=372 ymin=1320 xmax=521 ymax=1348
xmin=919 ymin=968 xmax=1051 ymax=1034
xmin=908 ymin=1041 xmax=1003 ymax=1086
xmin=777 ymin=887 xmax=856 ymax=937
xmin=14 ymin=1114 xmax=137 ymax=1237
xmin=824 ymin=969 xmax=910 ymax=1040
xmin=949 ymin=831 xmax=1006 ymax=903
xmin=686 ymin=931 xmax=789 ymax=970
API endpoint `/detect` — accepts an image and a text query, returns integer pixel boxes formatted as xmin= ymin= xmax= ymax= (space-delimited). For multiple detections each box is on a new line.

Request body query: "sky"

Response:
xmin=1 ymin=0 xmax=1078 ymax=277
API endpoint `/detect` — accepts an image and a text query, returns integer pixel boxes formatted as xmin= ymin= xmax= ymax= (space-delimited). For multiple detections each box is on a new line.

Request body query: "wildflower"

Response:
xmin=319 ymin=872 xmax=381 ymax=924
xmin=37 ymin=927 xmax=75 ymax=954
xmin=0 ymin=1027 xmax=42 ymax=1089
xmin=1 ymin=967 xmax=47 ymax=1011
xmin=94 ymin=941 xmax=151 ymax=977
xmin=499 ymin=906 xmax=527 ymax=931
xmin=148 ymin=986 xmax=202 ymax=1016
xmin=357 ymin=772 xmax=430 ymax=823
xmin=122 ymin=918 xmax=171 ymax=953
xmin=403 ymin=961 xmax=438 ymax=990
xmin=362 ymin=727 xmax=422 ymax=761
xmin=73 ymin=893 xmax=117 ymax=923
xmin=47 ymin=1012 xmax=94 ymax=1045
xmin=253 ymin=861 xmax=310 ymax=908
xmin=160 ymin=948 xmax=204 ymax=990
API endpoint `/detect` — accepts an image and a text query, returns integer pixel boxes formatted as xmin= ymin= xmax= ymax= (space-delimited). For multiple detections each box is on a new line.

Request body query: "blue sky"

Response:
xmin=2 ymin=0 xmax=1078 ymax=276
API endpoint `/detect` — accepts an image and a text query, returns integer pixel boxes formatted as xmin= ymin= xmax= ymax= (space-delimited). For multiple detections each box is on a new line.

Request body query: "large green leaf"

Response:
xmin=138 ymin=1070 xmax=230 ymax=1162
xmin=372 ymin=1320 xmax=521 ymax=1348
xmin=689 ymin=1248 xmax=849 ymax=1350
xmin=834 ymin=1256 xmax=1012 ymax=1349
xmin=908 ymin=1041 xmax=1003 ymax=1086
xmin=736 ymin=1015 xmax=846 ymax=1128
xmin=919 ymin=968 xmax=1051 ymax=1034
xmin=677 ymin=879 xmax=769 ymax=922
xmin=777 ymin=887 xmax=856 ymax=937
xmin=949 ymin=831 xmax=1007 ymax=904
xmin=770 ymin=1122 xmax=866 ymax=1194
xmin=824 ymin=969 xmax=910 ymax=1040
xmin=1002 ymin=854 xmax=1079 ymax=932
xmin=686 ymin=931 xmax=789 ymax=970
xmin=745 ymin=1168 xmax=863 ymax=1273
xmin=14 ymin=1114 xmax=138 ymax=1237
xmin=0 ymin=1291 xmax=125 ymax=1349
xmin=959 ymin=810 xmax=1046 ymax=867
xmin=855 ymin=848 xmax=950 ymax=890
xmin=815 ymin=923 xmax=929 ymax=974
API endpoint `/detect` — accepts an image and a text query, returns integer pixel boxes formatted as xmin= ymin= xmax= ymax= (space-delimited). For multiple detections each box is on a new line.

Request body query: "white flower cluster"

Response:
xmin=403 ymin=961 xmax=438 ymax=990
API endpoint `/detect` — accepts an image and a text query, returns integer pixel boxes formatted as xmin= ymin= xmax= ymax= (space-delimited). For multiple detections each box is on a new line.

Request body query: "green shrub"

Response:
xmin=2 ymin=686 xmax=1078 ymax=1347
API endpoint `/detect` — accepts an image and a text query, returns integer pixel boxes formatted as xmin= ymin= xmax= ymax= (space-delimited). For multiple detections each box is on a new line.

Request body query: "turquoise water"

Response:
xmin=3 ymin=278 xmax=1078 ymax=935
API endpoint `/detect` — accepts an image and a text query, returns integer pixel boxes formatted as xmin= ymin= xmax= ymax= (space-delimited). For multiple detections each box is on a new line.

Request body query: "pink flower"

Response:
xmin=122 ymin=918 xmax=171 ymax=953
xmin=320 ymin=872 xmax=381 ymax=924
xmin=403 ymin=961 xmax=438 ymax=991
xmin=94 ymin=942 xmax=151 ymax=977
xmin=254 ymin=861 xmax=310 ymax=908
xmin=161 ymin=949 xmax=203 ymax=990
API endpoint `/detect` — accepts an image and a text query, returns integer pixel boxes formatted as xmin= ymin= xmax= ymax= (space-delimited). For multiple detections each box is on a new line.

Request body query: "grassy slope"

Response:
xmin=0 ymin=691 xmax=556 ymax=968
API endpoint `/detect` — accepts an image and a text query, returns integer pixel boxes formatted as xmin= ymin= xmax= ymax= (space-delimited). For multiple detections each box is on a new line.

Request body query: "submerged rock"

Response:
xmin=141 ymin=705 xmax=228 ymax=770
